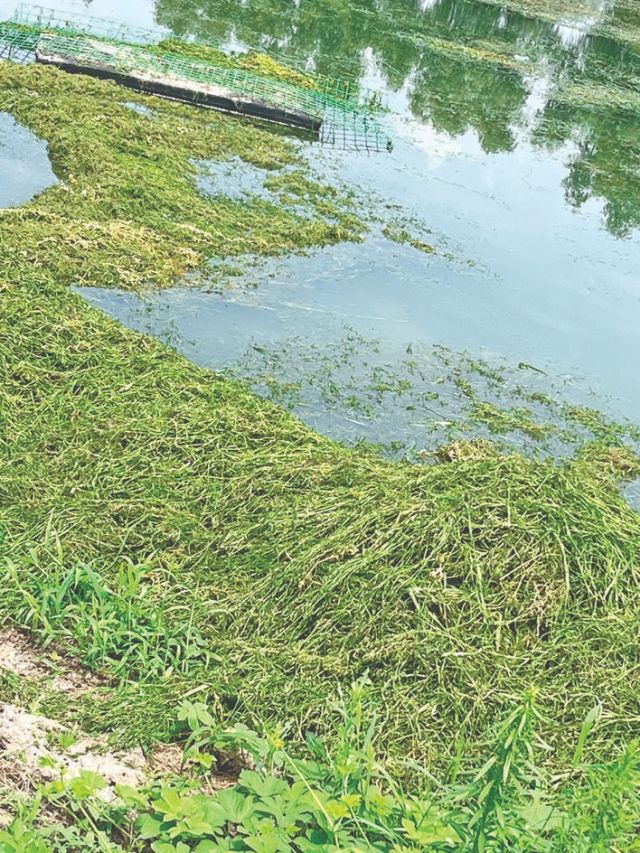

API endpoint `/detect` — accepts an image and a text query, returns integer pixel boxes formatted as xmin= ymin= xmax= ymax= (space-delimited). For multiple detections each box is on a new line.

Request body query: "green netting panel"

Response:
xmin=0 ymin=21 xmax=39 ymax=61
xmin=12 ymin=4 xmax=361 ymax=107
xmin=0 ymin=9 xmax=391 ymax=151
xmin=13 ymin=3 xmax=358 ymax=102
xmin=12 ymin=3 xmax=162 ymax=44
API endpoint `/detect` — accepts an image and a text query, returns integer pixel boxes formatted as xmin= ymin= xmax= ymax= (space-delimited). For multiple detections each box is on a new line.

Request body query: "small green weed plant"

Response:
xmin=1 ymin=681 xmax=639 ymax=852
xmin=1 ymin=547 xmax=208 ymax=680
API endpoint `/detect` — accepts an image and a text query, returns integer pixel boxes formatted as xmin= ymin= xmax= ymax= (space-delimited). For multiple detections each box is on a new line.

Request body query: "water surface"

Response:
xmin=0 ymin=111 xmax=56 ymax=207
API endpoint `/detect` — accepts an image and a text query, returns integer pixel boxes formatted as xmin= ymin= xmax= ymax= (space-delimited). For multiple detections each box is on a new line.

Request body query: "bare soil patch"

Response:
xmin=0 ymin=627 xmax=105 ymax=694
xmin=0 ymin=704 xmax=145 ymax=801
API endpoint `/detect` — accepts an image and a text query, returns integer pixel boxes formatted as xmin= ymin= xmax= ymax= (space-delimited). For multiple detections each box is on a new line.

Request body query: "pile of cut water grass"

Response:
xmin=3 ymin=273 xmax=640 ymax=771
xmin=0 ymin=62 xmax=363 ymax=291
xmin=0 ymin=60 xmax=640 ymax=775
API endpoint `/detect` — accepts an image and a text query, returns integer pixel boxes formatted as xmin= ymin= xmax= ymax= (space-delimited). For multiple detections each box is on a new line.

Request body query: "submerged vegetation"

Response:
xmin=1 ymin=8 xmax=640 ymax=849
xmin=219 ymin=331 xmax=640 ymax=464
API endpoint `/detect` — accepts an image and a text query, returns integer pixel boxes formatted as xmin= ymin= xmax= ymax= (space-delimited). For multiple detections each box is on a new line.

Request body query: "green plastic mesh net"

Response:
xmin=0 ymin=4 xmax=391 ymax=152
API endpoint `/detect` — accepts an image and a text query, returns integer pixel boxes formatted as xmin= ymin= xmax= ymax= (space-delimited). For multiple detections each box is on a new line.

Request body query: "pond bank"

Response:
xmin=1 ymin=58 xmax=639 ymax=776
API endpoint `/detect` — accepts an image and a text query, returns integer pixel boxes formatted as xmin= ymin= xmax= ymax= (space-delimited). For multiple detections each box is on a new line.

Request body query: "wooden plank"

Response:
xmin=36 ymin=43 xmax=323 ymax=133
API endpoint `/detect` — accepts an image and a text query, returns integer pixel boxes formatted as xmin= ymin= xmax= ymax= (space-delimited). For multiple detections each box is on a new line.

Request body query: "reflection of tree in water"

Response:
xmin=595 ymin=0 xmax=640 ymax=49
xmin=534 ymin=32 xmax=640 ymax=237
xmin=410 ymin=54 xmax=526 ymax=152
xmin=154 ymin=0 xmax=640 ymax=235
xmin=155 ymin=0 xmax=554 ymax=72
xmin=537 ymin=102 xmax=640 ymax=237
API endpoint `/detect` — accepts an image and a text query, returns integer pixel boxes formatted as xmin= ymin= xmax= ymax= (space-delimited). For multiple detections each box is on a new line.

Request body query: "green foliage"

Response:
xmin=449 ymin=695 xmax=546 ymax=851
xmin=0 ymin=555 xmax=209 ymax=679
xmin=554 ymin=741 xmax=640 ymax=852
xmin=2 ymin=685 xmax=640 ymax=851
xmin=0 ymin=821 xmax=51 ymax=853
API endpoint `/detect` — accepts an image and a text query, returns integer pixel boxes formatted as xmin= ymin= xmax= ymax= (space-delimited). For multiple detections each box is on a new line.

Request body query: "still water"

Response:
xmin=0 ymin=111 xmax=56 ymax=207
xmin=4 ymin=0 xmax=640 ymax=454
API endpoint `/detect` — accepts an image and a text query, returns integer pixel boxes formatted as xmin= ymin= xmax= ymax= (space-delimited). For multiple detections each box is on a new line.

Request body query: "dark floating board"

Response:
xmin=35 ymin=44 xmax=323 ymax=133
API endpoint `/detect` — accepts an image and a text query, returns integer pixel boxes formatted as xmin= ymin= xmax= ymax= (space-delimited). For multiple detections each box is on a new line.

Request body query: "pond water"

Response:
xmin=4 ymin=0 xmax=640 ymax=462
xmin=0 ymin=112 xmax=56 ymax=207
